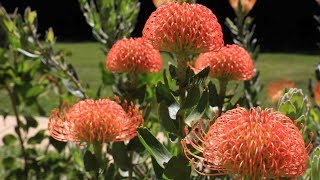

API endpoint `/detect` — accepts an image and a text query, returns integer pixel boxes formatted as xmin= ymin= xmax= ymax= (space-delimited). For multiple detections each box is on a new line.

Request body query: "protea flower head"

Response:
xmin=153 ymin=0 xmax=197 ymax=8
xmin=194 ymin=44 xmax=254 ymax=81
xmin=229 ymin=0 xmax=257 ymax=15
xmin=267 ymin=80 xmax=296 ymax=104
xmin=182 ymin=106 xmax=313 ymax=179
xmin=106 ymin=38 xmax=162 ymax=74
xmin=313 ymin=82 xmax=320 ymax=106
xmin=48 ymin=98 xmax=143 ymax=144
xmin=143 ymin=2 xmax=223 ymax=55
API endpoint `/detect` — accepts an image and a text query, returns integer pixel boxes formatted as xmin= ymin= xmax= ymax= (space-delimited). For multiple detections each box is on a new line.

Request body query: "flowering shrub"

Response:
xmin=1 ymin=1 xmax=319 ymax=179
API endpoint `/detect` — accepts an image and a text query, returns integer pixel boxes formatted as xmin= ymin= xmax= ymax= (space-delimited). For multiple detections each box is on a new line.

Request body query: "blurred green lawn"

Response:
xmin=0 ymin=42 xmax=319 ymax=115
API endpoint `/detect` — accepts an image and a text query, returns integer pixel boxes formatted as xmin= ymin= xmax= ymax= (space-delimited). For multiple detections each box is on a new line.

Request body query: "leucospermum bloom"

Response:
xmin=48 ymin=98 xmax=143 ymax=144
xmin=229 ymin=0 xmax=257 ymax=15
xmin=143 ymin=2 xmax=223 ymax=55
xmin=106 ymin=38 xmax=162 ymax=74
xmin=194 ymin=44 xmax=254 ymax=81
xmin=153 ymin=0 xmax=197 ymax=8
xmin=182 ymin=107 xmax=312 ymax=179
xmin=267 ymin=80 xmax=296 ymax=104
xmin=313 ymin=82 xmax=320 ymax=106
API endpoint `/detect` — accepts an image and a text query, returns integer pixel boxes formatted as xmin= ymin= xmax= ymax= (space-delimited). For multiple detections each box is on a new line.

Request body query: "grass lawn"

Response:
xmin=0 ymin=42 xmax=319 ymax=115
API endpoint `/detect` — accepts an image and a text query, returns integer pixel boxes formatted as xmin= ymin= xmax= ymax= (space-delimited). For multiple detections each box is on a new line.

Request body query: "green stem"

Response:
xmin=128 ymin=151 xmax=133 ymax=180
xmin=93 ymin=143 xmax=103 ymax=179
xmin=236 ymin=13 xmax=245 ymax=47
xmin=218 ymin=79 xmax=228 ymax=114
xmin=4 ymin=83 xmax=28 ymax=178
xmin=175 ymin=53 xmax=189 ymax=154
xmin=128 ymin=72 xmax=137 ymax=90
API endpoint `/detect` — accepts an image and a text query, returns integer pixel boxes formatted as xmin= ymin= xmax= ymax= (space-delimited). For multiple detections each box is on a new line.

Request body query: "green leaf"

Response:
xmin=169 ymin=64 xmax=177 ymax=80
xmin=163 ymin=155 xmax=191 ymax=179
xmin=152 ymin=157 xmax=164 ymax=179
xmin=137 ymin=127 xmax=172 ymax=168
xmin=159 ymin=102 xmax=178 ymax=133
xmin=278 ymin=102 xmax=296 ymax=119
xmin=2 ymin=157 xmax=16 ymax=169
xmin=28 ymin=10 xmax=37 ymax=24
xmin=24 ymin=116 xmax=38 ymax=128
xmin=110 ymin=142 xmax=129 ymax=170
xmin=127 ymin=136 xmax=145 ymax=153
xmin=83 ymin=150 xmax=99 ymax=171
xmin=2 ymin=134 xmax=17 ymax=146
xmin=132 ymin=84 xmax=146 ymax=104
xmin=183 ymin=85 xmax=200 ymax=109
xmin=46 ymin=28 xmax=55 ymax=44
xmin=49 ymin=137 xmax=67 ymax=152
xmin=208 ymin=81 xmax=219 ymax=107
xmin=27 ymin=130 xmax=46 ymax=145
xmin=185 ymin=90 xmax=209 ymax=126
xmin=156 ymin=81 xmax=176 ymax=106
xmin=186 ymin=66 xmax=210 ymax=87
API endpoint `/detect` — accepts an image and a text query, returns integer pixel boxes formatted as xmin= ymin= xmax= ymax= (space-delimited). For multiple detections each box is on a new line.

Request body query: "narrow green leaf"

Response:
xmin=110 ymin=142 xmax=129 ymax=170
xmin=183 ymin=85 xmax=200 ymax=109
xmin=152 ymin=156 xmax=164 ymax=179
xmin=156 ymin=81 xmax=175 ymax=105
xmin=159 ymin=102 xmax=178 ymax=133
xmin=185 ymin=90 xmax=209 ymax=126
xmin=137 ymin=127 xmax=172 ymax=168
xmin=208 ymin=81 xmax=219 ymax=107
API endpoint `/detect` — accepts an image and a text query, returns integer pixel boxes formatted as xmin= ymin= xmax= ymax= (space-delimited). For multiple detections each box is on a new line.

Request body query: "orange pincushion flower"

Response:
xmin=229 ymin=0 xmax=257 ymax=15
xmin=313 ymin=82 xmax=320 ymax=106
xmin=143 ymin=2 xmax=223 ymax=55
xmin=194 ymin=44 xmax=254 ymax=81
xmin=106 ymin=38 xmax=162 ymax=74
xmin=267 ymin=80 xmax=296 ymax=104
xmin=182 ymin=107 xmax=312 ymax=178
xmin=48 ymin=99 xmax=143 ymax=144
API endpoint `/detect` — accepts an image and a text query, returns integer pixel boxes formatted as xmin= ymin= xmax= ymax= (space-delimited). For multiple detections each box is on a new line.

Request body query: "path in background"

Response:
xmin=0 ymin=116 xmax=49 ymax=147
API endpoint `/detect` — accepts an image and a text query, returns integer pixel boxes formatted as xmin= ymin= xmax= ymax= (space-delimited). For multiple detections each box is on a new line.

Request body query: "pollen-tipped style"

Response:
xmin=143 ymin=2 xmax=223 ymax=55
xmin=194 ymin=44 xmax=254 ymax=81
xmin=48 ymin=98 xmax=143 ymax=144
xmin=182 ymin=107 xmax=312 ymax=178
xmin=106 ymin=38 xmax=162 ymax=74
xmin=267 ymin=80 xmax=296 ymax=104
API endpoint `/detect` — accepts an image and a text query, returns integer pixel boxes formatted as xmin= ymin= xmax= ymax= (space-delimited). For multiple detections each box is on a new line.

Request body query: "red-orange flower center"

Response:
xmin=267 ymin=80 xmax=296 ymax=104
xmin=48 ymin=99 xmax=143 ymax=144
xmin=194 ymin=44 xmax=254 ymax=81
xmin=106 ymin=38 xmax=162 ymax=74
xmin=143 ymin=2 xmax=223 ymax=55
xmin=182 ymin=107 xmax=311 ymax=179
